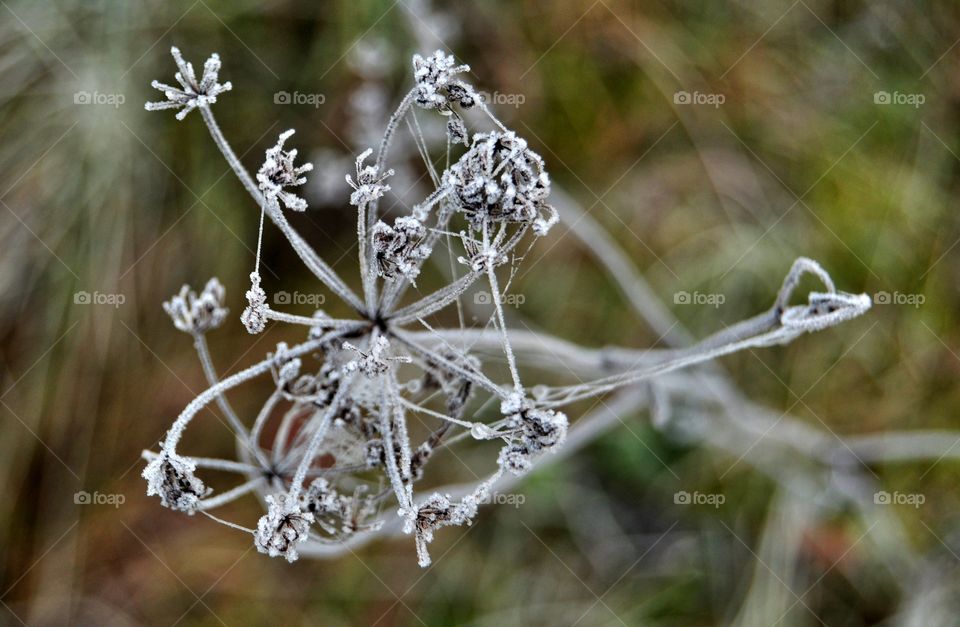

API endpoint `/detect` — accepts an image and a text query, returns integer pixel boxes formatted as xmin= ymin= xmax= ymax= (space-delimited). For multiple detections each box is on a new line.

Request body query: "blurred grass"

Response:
xmin=2 ymin=0 xmax=960 ymax=624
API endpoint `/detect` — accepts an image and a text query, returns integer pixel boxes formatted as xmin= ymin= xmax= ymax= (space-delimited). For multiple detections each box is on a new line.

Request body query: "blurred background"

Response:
xmin=2 ymin=0 xmax=959 ymax=624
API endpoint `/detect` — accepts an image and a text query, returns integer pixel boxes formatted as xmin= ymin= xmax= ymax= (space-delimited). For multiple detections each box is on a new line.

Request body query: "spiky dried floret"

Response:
xmin=346 ymin=148 xmax=394 ymax=206
xmin=258 ymin=130 xmax=313 ymax=211
xmin=163 ymin=278 xmax=228 ymax=334
xmin=145 ymin=47 xmax=232 ymax=120
xmin=255 ymin=494 xmax=314 ymax=563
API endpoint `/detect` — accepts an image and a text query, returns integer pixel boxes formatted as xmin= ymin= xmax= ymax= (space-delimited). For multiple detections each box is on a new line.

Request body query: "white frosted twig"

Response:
xmin=141 ymin=450 xmax=263 ymax=475
xmin=484 ymin=242 xmax=523 ymax=393
xmin=192 ymin=333 xmax=248 ymax=438
xmin=198 ymin=476 xmax=266 ymax=511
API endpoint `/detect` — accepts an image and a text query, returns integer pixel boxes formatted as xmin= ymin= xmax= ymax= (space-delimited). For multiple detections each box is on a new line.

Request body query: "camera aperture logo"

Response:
xmin=274 ymin=91 xmax=326 ymax=108
xmin=274 ymin=290 xmax=326 ymax=306
xmin=74 ymin=490 xmax=125 ymax=508
xmin=674 ymin=290 xmax=724 ymax=308
xmin=474 ymin=290 xmax=525 ymax=308
xmin=674 ymin=490 xmax=725 ymax=508
xmin=74 ymin=290 xmax=125 ymax=308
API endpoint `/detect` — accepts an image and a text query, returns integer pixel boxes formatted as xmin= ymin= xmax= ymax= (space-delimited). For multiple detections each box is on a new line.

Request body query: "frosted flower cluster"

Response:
xmin=412 ymin=50 xmax=475 ymax=112
xmin=372 ymin=216 xmax=431 ymax=282
xmin=142 ymin=448 xmax=209 ymax=514
xmin=145 ymin=47 xmax=232 ymax=121
xmin=257 ymin=129 xmax=313 ymax=212
xmin=346 ymin=148 xmax=394 ymax=207
xmin=444 ymin=131 xmax=558 ymax=235
xmin=141 ymin=46 xmax=870 ymax=568
xmin=162 ymin=278 xmax=227 ymax=334
xmin=255 ymin=494 xmax=314 ymax=563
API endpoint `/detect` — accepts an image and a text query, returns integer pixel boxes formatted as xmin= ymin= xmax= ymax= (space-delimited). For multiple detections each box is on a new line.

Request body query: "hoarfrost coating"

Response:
xmin=141 ymin=46 xmax=870 ymax=567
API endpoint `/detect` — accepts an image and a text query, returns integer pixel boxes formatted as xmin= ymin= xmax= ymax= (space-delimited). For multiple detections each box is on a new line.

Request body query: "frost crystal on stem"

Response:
xmin=145 ymin=47 xmax=232 ymax=121
xmin=240 ymin=271 xmax=268 ymax=334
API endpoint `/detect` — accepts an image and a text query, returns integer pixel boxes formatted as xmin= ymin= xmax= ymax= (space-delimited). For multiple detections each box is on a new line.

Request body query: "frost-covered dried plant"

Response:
xmin=141 ymin=47 xmax=870 ymax=567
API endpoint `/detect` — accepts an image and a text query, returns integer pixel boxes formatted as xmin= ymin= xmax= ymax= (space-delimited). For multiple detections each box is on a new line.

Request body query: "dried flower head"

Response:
xmin=162 ymin=278 xmax=228 ymax=334
xmin=255 ymin=494 xmax=314 ymax=563
xmin=444 ymin=131 xmax=556 ymax=234
xmin=346 ymin=148 xmax=394 ymax=207
xmin=142 ymin=448 xmax=210 ymax=514
xmin=372 ymin=216 xmax=431 ymax=282
xmin=412 ymin=50 xmax=475 ymax=112
xmin=145 ymin=47 xmax=232 ymax=121
xmin=258 ymin=130 xmax=313 ymax=211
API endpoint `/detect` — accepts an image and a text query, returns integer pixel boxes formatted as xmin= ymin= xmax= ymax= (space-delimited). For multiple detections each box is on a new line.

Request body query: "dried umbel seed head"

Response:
xmin=346 ymin=148 xmax=394 ymax=207
xmin=412 ymin=50 xmax=476 ymax=112
xmin=497 ymin=397 xmax=568 ymax=475
xmin=255 ymin=494 xmax=314 ymax=563
xmin=142 ymin=449 xmax=210 ymax=514
xmin=372 ymin=216 xmax=431 ymax=282
xmin=258 ymin=129 xmax=313 ymax=212
xmin=444 ymin=131 xmax=557 ymax=235
xmin=145 ymin=47 xmax=232 ymax=121
xmin=163 ymin=278 xmax=228 ymax=334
